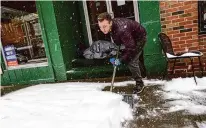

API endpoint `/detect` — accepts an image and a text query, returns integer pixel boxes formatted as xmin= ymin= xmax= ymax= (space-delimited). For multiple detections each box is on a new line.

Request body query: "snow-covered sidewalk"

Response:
xmin=0 ymin=77 xmax=206 ymax=128
xmin=0 ymin=82 xmax=132 ymax=128
xmin=162 ymin=77 xmax=206 ymax=115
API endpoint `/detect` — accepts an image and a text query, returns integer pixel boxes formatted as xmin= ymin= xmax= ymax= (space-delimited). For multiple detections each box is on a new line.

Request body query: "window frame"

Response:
xmin=198 ymin=1 xmax=206 ymax=34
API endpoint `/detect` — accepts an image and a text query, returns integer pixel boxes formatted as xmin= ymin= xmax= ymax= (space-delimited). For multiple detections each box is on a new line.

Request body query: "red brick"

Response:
xmin=166 ymin=7 xmax=179 ymax=13
xmin=168 ymin=1 xmax=178 ymax=6
xmin=184 ymin=1 xmax=192 ymax=5
xmin=200 ymin=46 xmax=204 ymax=50
xmin=167 ymin=30 xmax=179 ymax=35
xmin=179 ymin=21 xmax=193 ymax=26
xmin=171 ymin=3 xmax=183 ymax=8
xmin=179 ymin=44 xmax=187 ymax=48
xmin=192 ymin=43 xmax=199 ymax=47
xmin=185 ymin=16 xmax=198 ymax=21
xmin=180 ymin=36 xmax=192 ymax=40
xmin=171 ymin=37 xmax=180 ymax=42
xmin=172 ymin=18 xmax=185 ymax=23
xmin=192 ymin=35 xmax=198 ymax=39
xmin=173 ymin=40 xmax=185 ymax=44
xmin=185 ymin=8 xmax=197 ymax=13
xmin=173 ymin=45 xmax=180 ymax=49
xmin=193 ymin=28 xmax=198 ymax=32
xmin=179 ymin=5 xmax=192 ymax=10
xmin=186 ymin=39 xmax=198 ymax=44
xmin=159 ymin=1 xmax=206 ymax=75
xmin=190 ymin=12 xmax=198 ymax=17
xmin=166 ymin=15 xmax=179 ymax=20
xmin=174 ymin=47 xmax=185 ymax=51
xmin=162 ymin=20 xmax=172 ymax=24
xmin=161 ymin=13 xmax=172 ymax=18
xmin=189 ymin=46 xmax=199 ymax=50
xmin=186 ymin=44 xmax=193 ymax=47
xmin=184 ymin=24 xmax=197 ymax=29
xmin=174 ymin=66 xmax=187 ymax=70
xmin=173 ymin=33 xmax=186 ymax=38
xmin=160 ymin=2 xmax=166 ymax=8
xmin=186 ymin=31 xmax=197 ymax=36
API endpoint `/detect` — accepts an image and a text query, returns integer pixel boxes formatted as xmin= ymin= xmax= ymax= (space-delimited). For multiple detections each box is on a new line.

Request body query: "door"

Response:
xmin=83 ymin=0 xmax=139 ymax=45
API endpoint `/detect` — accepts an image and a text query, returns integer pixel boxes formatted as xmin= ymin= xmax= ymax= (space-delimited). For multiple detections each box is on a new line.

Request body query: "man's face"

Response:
xmin=98 ymin=20 xmax=111 ymax=34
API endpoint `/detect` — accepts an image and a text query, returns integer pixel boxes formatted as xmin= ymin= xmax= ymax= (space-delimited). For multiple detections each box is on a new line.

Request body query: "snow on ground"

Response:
xmin=0 ymin=82 xmax=132 ymax=128
xmin=196 ymin=121 xmax=206 ymax=128
xmin=162 ymin=77 xmax=206 ymax=115
xmin=0 ymin=77 xmax=206 ymax=128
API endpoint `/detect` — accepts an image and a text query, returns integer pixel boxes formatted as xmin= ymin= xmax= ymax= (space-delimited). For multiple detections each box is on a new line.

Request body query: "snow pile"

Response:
xmin=196 ymin=121 xmax=206 ymax=128
xmin=164 ymin=77 xmax=206 ymax=93
xmin=162 ymin=77 xmax=206 ymax=115
xmin=0 ymin=82 xmax=133 ymax=128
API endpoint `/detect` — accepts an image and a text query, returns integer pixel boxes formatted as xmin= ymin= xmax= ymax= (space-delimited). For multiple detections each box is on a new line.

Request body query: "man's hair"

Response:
xmin=97 ymin=12 xmax=112 ymax=22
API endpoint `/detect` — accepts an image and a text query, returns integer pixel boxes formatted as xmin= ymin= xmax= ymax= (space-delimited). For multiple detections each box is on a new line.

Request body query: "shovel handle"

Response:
xmin=110 ymin=66 xmax=117 ymax=92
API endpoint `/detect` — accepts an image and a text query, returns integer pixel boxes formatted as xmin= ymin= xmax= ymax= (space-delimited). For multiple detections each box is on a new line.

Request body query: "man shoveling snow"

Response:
xmin=97 ymin=12 xmax=147 ymax=94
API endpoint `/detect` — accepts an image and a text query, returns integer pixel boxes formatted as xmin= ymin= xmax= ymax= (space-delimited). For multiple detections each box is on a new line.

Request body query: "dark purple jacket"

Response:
xmin=111 ymin=18 xmax=146 ymax=63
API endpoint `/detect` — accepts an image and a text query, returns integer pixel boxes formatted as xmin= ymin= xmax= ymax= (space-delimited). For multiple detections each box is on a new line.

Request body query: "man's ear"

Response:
xmin=109 ymin=21 xmax=112 ymax=27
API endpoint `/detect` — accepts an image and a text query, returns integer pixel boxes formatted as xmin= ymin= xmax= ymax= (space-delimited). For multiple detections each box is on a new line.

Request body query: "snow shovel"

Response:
xmin=110 ymin=46 xmax=120 ymax=92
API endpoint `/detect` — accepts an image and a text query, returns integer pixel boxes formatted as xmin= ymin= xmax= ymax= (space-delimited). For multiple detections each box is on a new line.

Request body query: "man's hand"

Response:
xmin=109 ymin=58 xmax=121 ymax=66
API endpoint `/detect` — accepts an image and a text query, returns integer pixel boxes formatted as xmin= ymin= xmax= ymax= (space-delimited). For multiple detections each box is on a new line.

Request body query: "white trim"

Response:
xmin=0 ymin=42 xmax=8 ymax=70
xmin=16 ymin=45 xmax=33 ymax=50
xmin=106 ymin=0 xmax=114 ymax=18
xmin=7 ymin=62 xmax=49 ymax=70
xmin=106 ymin=1 xmax=111 ymax=13
xmin=83 ymin=1 xmax=93 ymax=45
xmin=133 ymin=0 xmax=140 ymax=22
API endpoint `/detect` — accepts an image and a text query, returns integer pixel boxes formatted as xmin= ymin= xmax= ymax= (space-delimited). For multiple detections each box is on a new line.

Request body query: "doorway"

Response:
xmin=83 ymin=0 xmax=139 ymax=45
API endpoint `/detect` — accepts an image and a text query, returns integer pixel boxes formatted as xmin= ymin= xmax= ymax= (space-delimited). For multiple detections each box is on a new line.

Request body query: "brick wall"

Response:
xmin=159 ymin=1 xmax=206 ymax=77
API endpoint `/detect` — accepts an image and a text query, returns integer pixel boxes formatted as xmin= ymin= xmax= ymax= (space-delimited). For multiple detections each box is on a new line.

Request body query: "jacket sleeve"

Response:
xmin=119 ymin=31 xmax=137 ymax=63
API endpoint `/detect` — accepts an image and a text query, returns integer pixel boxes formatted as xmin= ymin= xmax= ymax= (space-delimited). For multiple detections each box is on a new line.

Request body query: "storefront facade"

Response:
xmin=1 ymin=1 xmax=165 ymax=86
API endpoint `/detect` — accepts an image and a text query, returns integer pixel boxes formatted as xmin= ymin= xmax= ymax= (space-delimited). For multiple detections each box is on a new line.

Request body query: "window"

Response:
xmin=1 ymin=1 xmax=48 ymax=69
xmin=83 ymin=1 xmax=139 ymax=45
xmin=198 ymin=1 xmax=206 ymax=34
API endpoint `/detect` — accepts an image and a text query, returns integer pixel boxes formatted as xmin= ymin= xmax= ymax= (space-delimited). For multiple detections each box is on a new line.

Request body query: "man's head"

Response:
xmin=97 ymin=12 xmax=112 ymax=34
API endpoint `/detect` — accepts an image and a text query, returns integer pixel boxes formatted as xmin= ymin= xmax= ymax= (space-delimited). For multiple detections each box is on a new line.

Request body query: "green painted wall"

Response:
xmin=52 ymin=1 xmax=84 ymax=71
xmin=138 ymin=1 xmax=166 ymax=76
xmin=37 ymin=1 xmax=67 ymax=81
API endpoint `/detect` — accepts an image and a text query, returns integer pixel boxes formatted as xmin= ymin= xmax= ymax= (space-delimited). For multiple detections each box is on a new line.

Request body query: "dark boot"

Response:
xmin=133 ymin=80 xmax=145 ymax=94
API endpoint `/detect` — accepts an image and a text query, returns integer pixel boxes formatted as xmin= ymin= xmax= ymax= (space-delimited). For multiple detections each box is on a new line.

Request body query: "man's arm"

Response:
xmin=119 ymin=31 xmax=136 ymax=63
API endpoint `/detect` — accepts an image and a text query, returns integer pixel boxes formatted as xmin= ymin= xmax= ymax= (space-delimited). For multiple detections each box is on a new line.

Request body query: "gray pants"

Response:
xmin=128 ymin=41 xmax=146 ymax=84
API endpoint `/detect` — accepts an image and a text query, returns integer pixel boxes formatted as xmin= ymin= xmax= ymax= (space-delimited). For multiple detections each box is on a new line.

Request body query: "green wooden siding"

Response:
xmin=138 ymin=1 xmax=166 ymax=76
xmin=53 ymin=1 xmax=78 ymax=71
xmin=1 ymin=66 xmax=55 ymax=86
xmin=37 ymin=1 xmax=67 ymax=81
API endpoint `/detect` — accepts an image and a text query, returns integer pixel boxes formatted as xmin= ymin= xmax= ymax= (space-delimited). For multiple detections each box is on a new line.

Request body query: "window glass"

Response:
xmin=1 ymin=1 xmax=47 ymax=68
